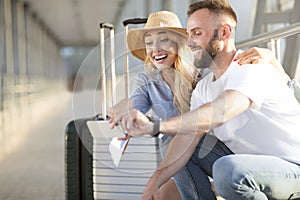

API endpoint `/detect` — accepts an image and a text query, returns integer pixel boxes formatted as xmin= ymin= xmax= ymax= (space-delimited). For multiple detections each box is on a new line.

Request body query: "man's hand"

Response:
xmin=109 ymin=98 xmax=133 ymax=129
xmin=122 ymin=109 xmax=154 ymax=137
xmin=109 ymin=99 xmax=154 ymax=137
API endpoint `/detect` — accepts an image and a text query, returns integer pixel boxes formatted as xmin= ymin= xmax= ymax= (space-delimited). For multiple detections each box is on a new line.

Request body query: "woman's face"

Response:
xmin=144 ymin=30 xmax=178 ymax=71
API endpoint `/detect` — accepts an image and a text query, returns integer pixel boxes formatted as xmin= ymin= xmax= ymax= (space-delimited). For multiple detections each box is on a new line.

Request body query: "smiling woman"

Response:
xmin=110 ymin=10 xmax=198 ymax=200
xmin=126 ymin=11 xmax=197 ymax=114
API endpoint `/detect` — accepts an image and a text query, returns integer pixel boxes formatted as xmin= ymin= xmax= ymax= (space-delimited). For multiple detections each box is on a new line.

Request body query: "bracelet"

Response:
xmin=288 ymin=79 xmax=300 ymax=88
xmin=288 ymin=79 xmax=295 ymax=89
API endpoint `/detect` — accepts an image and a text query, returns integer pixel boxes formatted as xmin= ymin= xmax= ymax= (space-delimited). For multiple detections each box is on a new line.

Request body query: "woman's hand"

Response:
xmin=234 ymin=47 xmax=276 ymax=65
xmin=141 ymin=175 xmax=160 ymax=200
xmin=109 ymin=98 xmax=133 ymax=129
xmin=235 ymin=47 xmax=290 ymax=83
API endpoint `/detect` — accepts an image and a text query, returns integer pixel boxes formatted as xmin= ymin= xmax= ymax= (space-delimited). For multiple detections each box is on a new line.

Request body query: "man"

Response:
xmin=115 ymin=0 xmax=300 ymax=199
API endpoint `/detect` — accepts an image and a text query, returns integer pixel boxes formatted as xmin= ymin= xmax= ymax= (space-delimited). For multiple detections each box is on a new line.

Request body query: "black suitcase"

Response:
xmin=64 ymin=115 xmax=103 ymax=200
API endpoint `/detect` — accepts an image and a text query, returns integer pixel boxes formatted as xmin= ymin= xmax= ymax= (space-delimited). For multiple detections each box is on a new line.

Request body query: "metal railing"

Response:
xmin=236 ymin=22 xmax=300 ymax=103
xmin=236 ymin=22 xmax=300 ymax=64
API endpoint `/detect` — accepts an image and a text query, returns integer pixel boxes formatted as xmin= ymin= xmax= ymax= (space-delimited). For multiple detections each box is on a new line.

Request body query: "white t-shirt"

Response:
xmin=190 ymin=50 xmax=300 ymax=164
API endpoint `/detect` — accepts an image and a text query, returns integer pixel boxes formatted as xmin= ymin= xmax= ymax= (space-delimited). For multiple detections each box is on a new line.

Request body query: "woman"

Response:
xmin=111 ymin=11 xmax=196 ymax=200
xmin=109 ymin=11 xmax=286 ymax=200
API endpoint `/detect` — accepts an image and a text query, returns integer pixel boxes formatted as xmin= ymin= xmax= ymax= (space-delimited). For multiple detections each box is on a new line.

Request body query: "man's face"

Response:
xmin=186 ymin=9 xmax=222 ymax=69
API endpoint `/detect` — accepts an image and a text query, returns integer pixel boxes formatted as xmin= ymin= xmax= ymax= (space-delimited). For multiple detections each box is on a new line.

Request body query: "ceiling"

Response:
xmin=24 ymin=0 xmax=125 ymax=46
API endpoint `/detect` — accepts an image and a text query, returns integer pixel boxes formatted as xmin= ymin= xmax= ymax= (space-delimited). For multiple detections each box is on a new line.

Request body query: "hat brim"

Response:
xmin=127 ymin=27 xmax=187 ymax=61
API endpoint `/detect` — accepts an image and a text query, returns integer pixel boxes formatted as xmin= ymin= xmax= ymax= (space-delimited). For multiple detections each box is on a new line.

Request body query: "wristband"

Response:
xmin=146 ymin=116 xmax=160 ymax=137
xmin=152 ymin=119 xmax=160 ymax=137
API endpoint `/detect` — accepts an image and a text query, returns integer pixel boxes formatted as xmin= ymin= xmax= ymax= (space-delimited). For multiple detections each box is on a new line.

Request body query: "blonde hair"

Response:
xmin=144 ymin=31 xmax=198 ymax=114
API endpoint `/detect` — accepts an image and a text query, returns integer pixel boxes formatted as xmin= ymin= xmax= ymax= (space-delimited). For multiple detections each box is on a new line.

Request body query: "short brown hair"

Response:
xmin=187 ymin=0 xmax=237 ymax=24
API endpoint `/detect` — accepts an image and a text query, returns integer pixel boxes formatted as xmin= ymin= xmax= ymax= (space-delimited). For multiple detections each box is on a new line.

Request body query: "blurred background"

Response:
xmin=0 ymin=0 xmax=299 ymax=199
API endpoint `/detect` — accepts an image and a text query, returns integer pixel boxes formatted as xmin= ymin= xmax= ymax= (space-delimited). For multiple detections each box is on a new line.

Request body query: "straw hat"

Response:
xmin=127 ymin=11 xmax=187 ymax=61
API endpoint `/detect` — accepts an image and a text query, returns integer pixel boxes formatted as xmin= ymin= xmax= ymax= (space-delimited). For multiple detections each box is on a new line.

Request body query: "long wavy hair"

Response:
xmin=143 ymin=30 xmax=198 ymax=114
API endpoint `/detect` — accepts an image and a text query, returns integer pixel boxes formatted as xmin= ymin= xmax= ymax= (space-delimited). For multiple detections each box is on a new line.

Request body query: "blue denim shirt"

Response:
xmin=130 ymin=71 xmax=178 ymax=156
xmin=130 ymin=71 xmax=179 ymax=120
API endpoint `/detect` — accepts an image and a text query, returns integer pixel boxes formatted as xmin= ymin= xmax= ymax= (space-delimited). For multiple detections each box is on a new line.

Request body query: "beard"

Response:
xmin=193 ymin=47 xmax=214 ymax=69
xmin=193 ymin=29 xmax=221 ymax=69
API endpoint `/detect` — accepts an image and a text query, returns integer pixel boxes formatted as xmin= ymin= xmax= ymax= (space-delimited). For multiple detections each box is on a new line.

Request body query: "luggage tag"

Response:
xmin=109 ymin=137 xmax=129 ymax=167
xmin=87 ymin=120 xmax=129 ymax=167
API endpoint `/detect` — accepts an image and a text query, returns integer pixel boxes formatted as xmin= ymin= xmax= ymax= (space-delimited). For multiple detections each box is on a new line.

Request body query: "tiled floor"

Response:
xmin=0 ymin=91 xmax=74 ymax=200
xmin=0 ymin=88 xmax=228 ymax=200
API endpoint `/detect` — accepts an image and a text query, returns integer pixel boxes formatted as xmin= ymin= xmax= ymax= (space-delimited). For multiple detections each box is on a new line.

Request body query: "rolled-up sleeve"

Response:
xmin=130 ymin=73 xmax=151 ymax=114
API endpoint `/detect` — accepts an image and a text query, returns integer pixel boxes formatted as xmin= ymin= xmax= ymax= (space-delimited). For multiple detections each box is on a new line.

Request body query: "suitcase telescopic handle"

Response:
xmin=122 ymin=18 xmax=147 ymax=26
xmin=99 ymin=22 xmax=114 ymax=30
xmin=122 ymin=18 xmax=147 ymax=98
xmin=99 ymin=22 xmax=116 ymax=119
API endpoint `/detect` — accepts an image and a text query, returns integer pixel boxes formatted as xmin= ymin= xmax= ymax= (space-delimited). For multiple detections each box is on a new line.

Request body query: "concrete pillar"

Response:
xmin=16 ymin=0 xmax=26 ymax=76
xmin=4 ymin=0 xmax=14 ymax=75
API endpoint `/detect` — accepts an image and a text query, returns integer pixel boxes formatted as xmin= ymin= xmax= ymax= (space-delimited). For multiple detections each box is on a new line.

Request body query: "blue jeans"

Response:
xmin=159 ymin=135 xmax=194 ymax=197
xmin=162 ymin=134 xmax=300 ymax=200
xmin=160 ymin=134 xmax=233 ymax=200
xmin=213 ymin=154 xmax=300 ymax=200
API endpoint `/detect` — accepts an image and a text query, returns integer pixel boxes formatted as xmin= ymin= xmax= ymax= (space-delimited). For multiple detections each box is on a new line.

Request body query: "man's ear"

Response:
xmin=219 ymin=24 xmax=232 ymax=40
